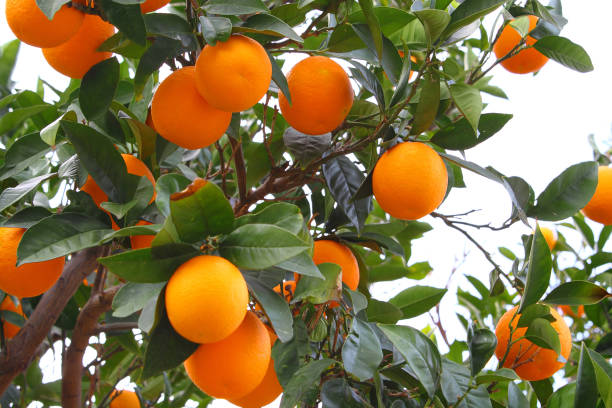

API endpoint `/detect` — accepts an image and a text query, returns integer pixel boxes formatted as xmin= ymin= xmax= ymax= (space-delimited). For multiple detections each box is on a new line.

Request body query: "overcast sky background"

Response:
xmin=1 ymin=1 xmax=612 ymax=407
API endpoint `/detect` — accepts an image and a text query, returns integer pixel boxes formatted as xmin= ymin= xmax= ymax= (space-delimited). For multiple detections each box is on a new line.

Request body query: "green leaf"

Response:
xmin=378 ymin=324 xmax=441 ymax=398
xmin=337 ymin=232 xmax=404 ymax=258
xmin=320 ymin=378 xmax=363 ymax=408
xmin=575 ymin=343 xmax=599 ymax=408
xmin=276 ymin=251 xmax=323 ymax=279
xmin=79 ymin=58 xmax=120 ymax=121
xmin=34 ymin=0 xmax=67 ymax=19
xmin=40 ymin=111 xmax=77 ymax=146
xmin=509 ymin=15 xmax=531 ymax=38
xmin=203 ymin=0 xmax=268 ymax=15
xmin=389 ymin=50 xmax=415 ymax=107
xmin=389 ymin=286 xmax=447 ymax=319
xmin=170 ymin=179 xmax=234 ymax=242
xmin=347 ymin=7 xmax=417 ymax=38
xmin=574 ymin=213 xmax=595 ymax=248
xmin=440 ymin=358 xmax=493 ymax=407
xmin=444 ymin=0 xmax=505 ymax=37
xmin=533 ymin=36 xmax=594 ymax=73
xmin=234 ymin=202 xmax=304 ymax=235
xmin=1 ymin=207 xmax=52 ymax=228
xmin=272 ymin=318 xmax=311 ymax=387
xmin=342 ymin=318 xmax=383 ymax=381
xmin=518 ymin=226 xmax=552 ymax=312
xmin=357 ymin=0 xmax=383 ymax=58
xmin=516 ymin=303 xmax=555 ymax=328
xmin=524 ymin=317 xmax=561 ymax=356
xmin=293 ymin=263 xmax=341 ymax=304
xmin=414 ymin=9 xmax=450 ymax=48
xmin=410 ymin=68 xmax=440 ymax=135
xmin=349 ymin=60 xmax=385 ymax=111
xmin=475 ymin=368 xmax=518 ymax=384
xmin=586 ymin=347 xmax=612 ymax=407
xmin=0 ymin=40 xmax=20 ymax=88
xmin=142 ymin=292 xmax=199 ymax=379
xmin=368 ymin=261 xmax=432 ymax=282
xmin=100 ymin=223 xmax=161 ymax=243
xmin=468 ymin=326 xmax=497 ymax=375
xmin=547 ymin=383 xmax=576 ymax=408
xmin=543 ymin=281 xmax=610 ymax=305
xmin=0 ymin=173 xmax=55 ymax=212
xmin=508 ymin=381 xmax=530 ymax=408
xmin=97 ymin=0 xmax=147 ymax=46
xmin=200 ymin=16 xmax=232 ymax=46
xmin=531 ymin=378 xmax=554 ymax=406
xmin=112 ymin=282 xmax=165 ymax=318
xmin=0 ymin=133 xmax=50 ymax=181
xmin=282 ymin=127 xmax=331 ymax=164
xmin=236 ymin=14 xmax=303 ymax=43
xmin=99 ymin=244 xmax=199 ymax=283
xmin=366 ymin=299 xmax=402 ymax=324
xmin=244 ymin=276 xmax=293 ymax=343
xmin=449 ymin=83 xmax=482 ymax=133
xmin=154 ymin=173 xmax=190 ymax=218
xmin=134 ymin=37 xmax=183 ymax=96
xmin=0 ymin=104 xmax=55 ymax=134
xmin=268 ymin=51 xmax=291 ymax=104
xmin=527 ymin=161 xmax=598 ymax=221
xmin=431 ymin=113 xmax=512 ymax=150
xmin=220 ymin=224 xmax=310 ymax=270
xmin=344 ymin=287 xmax=367 ymax=313
xmin=280 ymin=359 xmax=335 ymax=408
xmin=322 ymin=155 xmax=372 ymax=233
xmin=16 ymin=213 xmax=112 ymax=265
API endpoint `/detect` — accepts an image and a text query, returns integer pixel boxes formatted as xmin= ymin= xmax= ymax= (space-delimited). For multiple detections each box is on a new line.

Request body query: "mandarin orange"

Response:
xmin=493 ymin=15 xmax=548 ymax=74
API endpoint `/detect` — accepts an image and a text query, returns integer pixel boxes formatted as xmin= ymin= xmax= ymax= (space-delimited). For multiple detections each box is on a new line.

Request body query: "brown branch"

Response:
xmin=94 ymin=322 xmax=138 ymax=334
xmin=0 ymin=247 xmax=104 ymax=394
xmin=229 ymin=137 xmax=247 ymax=203
xmin=62 ymin=285 xmax=120 ymax=408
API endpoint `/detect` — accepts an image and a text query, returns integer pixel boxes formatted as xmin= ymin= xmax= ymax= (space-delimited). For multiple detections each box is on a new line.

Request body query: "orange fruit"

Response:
xmin=582 ymin=166 xmax=612 ymax=225
xmin=0 ymin=227 xmax=65 ymax=298
xmin=165 ymin=255 xmax=248 ymax=344
xmin=5 ymin=0 xmax=84 ymax=48
xmin=495 ymin=305 xmax=571 ymax=381
xmin=42 ymin=14 xmax=114 ymax=79
xmin=195 ymin=34 xmax=272 ymax=112
xmin=140 ymin=0 xmax=170 ymax=13
xmin=130 ymin=220 xmax=155 ymax=249
xmin=279 ymin=56 xmax=354 ymax=135
xmin=109 ymin=390 xmax=140 ymax=408
xmin=372 ymin=142 xmax=448 ymax=220
xmin=493 ymin=15 xmax=549 ymax=74
xmin=184 ymin=311 xmax=271 ymax=400
xmin=538 ymin=227 xmax=557 ymax=251
xmin=559 ymin=305 xmax=585 ymax=319
xmin=151 ymin=66 xmax=231 ymax=149
xmin=229 ymin=328 xmax=283 ymax=408
xmin=0 ymin=296 xmax=25 ymax=339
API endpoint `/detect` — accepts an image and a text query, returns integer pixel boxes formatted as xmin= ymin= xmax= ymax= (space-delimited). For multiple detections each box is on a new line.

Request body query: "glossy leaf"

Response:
xmin=585 ymin=347 xmax=612 ymax=406
xmin=516 ymin=303 xmax=555 ymax=328
xmin=276 ymin=251 xmax=323 ymax=279
xmin=544 ymin=281 xmax=610 ymax=305
xmin=203 ymin=0 xmax=268 ymax=15
xmin=349 ymin=60 xmax=386 ymax=111
xmin=0 ymin=173 xmax=55 ymax=212
xmin=524 ymin=317 xmax=561 ymax=355
xmin=236 ymin=14 xmax=303 ymax=43
xmin=357 ymin=0 xmax=383 ymax=58
xmin=468 ymin=326 xmax=497 ymax=375
xmin=154 ymin=173 xmax=190 ymax=218
xmin=0 ymin=133 xmax=50 ymax=181
xmin=449 ymin=83 xmax=482 ymax=132
xmin=280 ymin=359 xmax=336 ymax=408
xmin=245 ymin=275 xmax=293 ymax=342
xmin=97 ymin=0 xmax=146 ymax=46
xmin=79 ymin=58 xmax=119 ymax=121
xmin=440 ymin=358 xmax=493 ymax=407
xmin=293 ymin=263 xmax=341 ymax=304
xmin=444 ymin=0 xmax=505 ymax=36
xmin=134 ymin=37 xmax=183 ymax=95
xmin=320 ymin=378 xmax=363 ymax=408
xmin=533 ymin=36 xmax=594 ymax=72
xmin=431 ymin=113 xmax=512 ymax=150
xmin=575 ymin=343 xmax=598 ymax=408
xmin=200 ymin=16 xmax=232 ymax=46
xmin=112 ymin=282 xmax=165 ymax=318
xmin=283 ymin=127 xmax=331 ymax=163
xmin=508 ymin=381 xmax=529 ymax=408
xmin=411 ymin=68 xmax=440 ymax=135
xmin=518 ymin=226 xmax=552 ymax=312
xmin=1 ymin=207 xmax=52 ymax=228
xmin=234 ymin=202 xmax=304 ymax=235
xmin=414 ymin=9 xmax=450 ymax=47
xmin=0 ymin=104 xmax=55 ymax=134
xmin=342 ymin=318 xmax=383 ymax=381
xmin=366 ymin=299 xmax=403 ymax=324
xmin=389 ymin=286 xmax=447 ymax=319
xmin=272 ymin=319 xmax=311 ymax=388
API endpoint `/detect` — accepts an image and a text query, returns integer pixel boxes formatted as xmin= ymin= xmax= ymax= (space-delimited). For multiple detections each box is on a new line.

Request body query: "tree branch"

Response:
xmin=62 ymin=286 xmax=120 ymax=408
xmin=0 ymin=247 xmax=104 ymax=394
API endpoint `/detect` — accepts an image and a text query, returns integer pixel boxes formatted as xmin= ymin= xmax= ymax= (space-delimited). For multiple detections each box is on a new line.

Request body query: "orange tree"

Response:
xmin=0 ymin=0 xmax=611 ymax=407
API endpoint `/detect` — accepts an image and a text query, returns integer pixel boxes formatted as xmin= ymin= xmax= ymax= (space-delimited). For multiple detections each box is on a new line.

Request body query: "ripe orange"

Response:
xmin=0 ymin=227 xmax=65 ymax=298
xmin=0 ymin=296 xmax=25 ymax=339
xmin=372 ymin=142 xmax=448 ymax=220
xmin=229 ymin=327 xmax=283 ymax=408
xmin=165 ymin=255 xmax=248 ymax=344
xmin=582 ymin=166 xmax=612 ymax=225
xmin=195 ymin=34 xmax=272 ymax=112
xmin=559 ymin=305 xmax=585 ymax=319
xmin=312 ymin=240 xmax=360 ymax=291
xmin=495 ymin=305 xmax=571 ymax=381
xmin=109 ymin=389 xmax=140 ymax=408
xmin=493 ymin=15 xmax=549 ymax=74
xmin=151 ymin=66 xmax=232 ymax=149
xmin=42 ymin=14 xmax=114 ymax=79
xmin=130 ymin=220 xmax=155 ymax=249
xmin=140 ymin=0 xmax=169 ymax=13
xmin=5 ymin=0 xmax=84 ymax=48
xmin=278 ymin=56 xmax=354 ymax=135
xmin=538 ymin=227 xmax=557 ymax=251
xmin=184 ymin=311 xmax=271 ymax=400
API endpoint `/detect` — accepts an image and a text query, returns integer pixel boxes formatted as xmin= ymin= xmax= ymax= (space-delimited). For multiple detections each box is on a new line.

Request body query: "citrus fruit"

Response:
xmin=493 ymin=15 xmax=549 ymax=74
xmin=312 ymin=240 xmax=360 ymax=291
xmin=130 ymin=220 xmax=155 ymax=249
xmin=538 ymin=227 xmax=557 ymax=251
xmin=184 ymin=311 xmax=271 ymax=400
xmin=151 ymin=66 xmax=232 ymax=149
xmin=109 ymin=390 xmax=140 ymax=408
xmin=6 ymin=0 xmax=84 ymax=48
xmin=140 ymin=0 xmax=169 ymax=13
xmin=195 ymin=34 xmax=272 ymax=112
xmin=165 ymin=255 xmax=248 ymax=344
xmin=372 ymin=142 xmax=448 ymax=220
xmin=42 ymin=14 xmax=114 ymax=79
xmin=0 ymin=296 xmax=25 ymax=339
xmin=559 ymin=305 xmax=585 ymax=319
xmin=495 ymin=305 xmax=571 ymax=381
xmin=582 ymin=166 xmax=612 ymax=225
xmin=0 ymin=227 xmax=65 ymax=298
xmin=278 ymin=56 xmax=354 ymax=135
xmin=229 ymin=327 xmax=282 ymax=408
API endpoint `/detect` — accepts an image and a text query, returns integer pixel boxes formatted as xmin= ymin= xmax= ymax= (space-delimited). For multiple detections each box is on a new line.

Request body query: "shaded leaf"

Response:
xmin=245 ymin=275 xmax=293 ymax=342
xmin=79 ymin=58 xmax=120 ymax=120
xmin=342 ymin=318 xmax=383 ymax=381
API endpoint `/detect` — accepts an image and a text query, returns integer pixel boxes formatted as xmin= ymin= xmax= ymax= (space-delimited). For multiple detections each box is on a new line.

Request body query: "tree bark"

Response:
xmin=0 ymin=246 xmax=104 ymax=395
xmin=61 ymin=286 xmax=119 ymax=408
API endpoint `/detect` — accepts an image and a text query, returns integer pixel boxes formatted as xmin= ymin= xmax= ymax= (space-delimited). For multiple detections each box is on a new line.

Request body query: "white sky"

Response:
xmin=2 ymin=1 xmax=612 ymax=407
